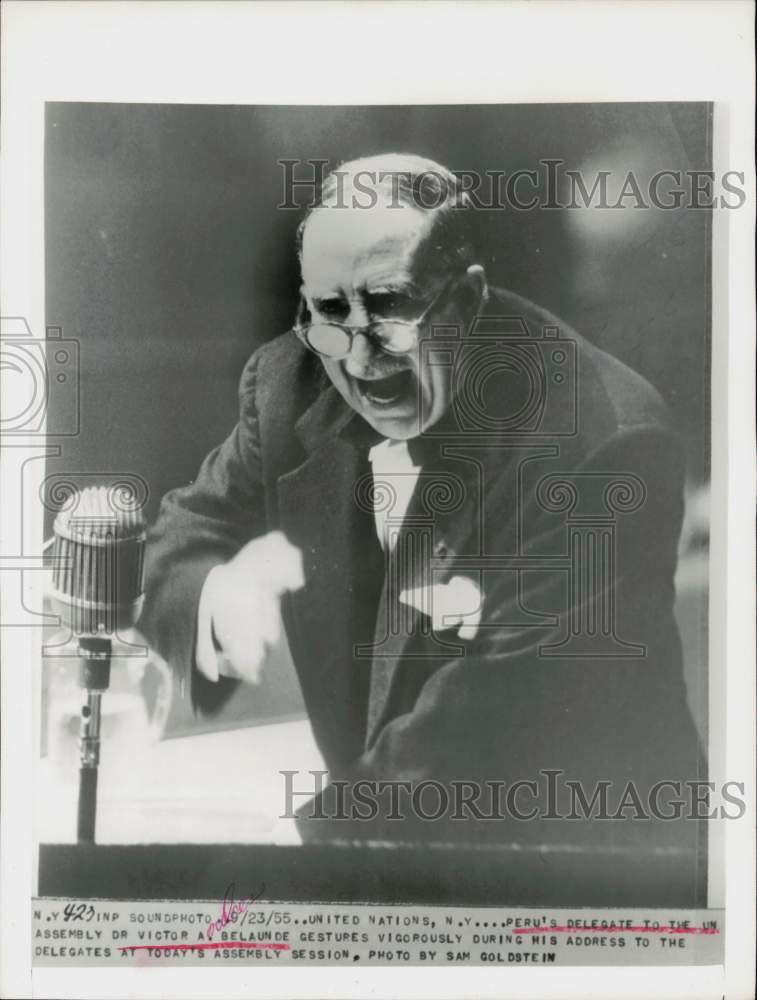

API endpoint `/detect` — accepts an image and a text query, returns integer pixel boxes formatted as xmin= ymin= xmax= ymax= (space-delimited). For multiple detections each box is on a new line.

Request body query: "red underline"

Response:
xmin=120 ymin=941 xmax=290 ymax=952
xmin=515 ymin=926 xmax=718 ymax=935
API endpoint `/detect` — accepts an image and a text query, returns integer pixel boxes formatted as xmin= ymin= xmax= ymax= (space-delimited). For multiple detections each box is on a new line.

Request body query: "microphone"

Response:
xmin=50 ymin=485 xmax=146 ymax=842
xmin=51 ymin=485 xmax=146 ymax=637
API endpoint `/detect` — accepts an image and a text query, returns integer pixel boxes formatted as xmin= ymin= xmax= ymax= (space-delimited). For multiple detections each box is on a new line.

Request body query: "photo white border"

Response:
xmin=1 ymin=2 xmax=754 ymax=998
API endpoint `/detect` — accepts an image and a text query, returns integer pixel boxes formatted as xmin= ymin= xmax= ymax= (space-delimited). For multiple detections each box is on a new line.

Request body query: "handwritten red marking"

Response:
xmin=513 ymin=926 xmax=718 ymax=935
xmin=207 ymin=882 xmax=262 ymax=940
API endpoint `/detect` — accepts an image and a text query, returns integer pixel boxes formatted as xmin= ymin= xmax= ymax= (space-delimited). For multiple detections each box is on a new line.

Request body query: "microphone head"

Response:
xmin=51 ymin=485 xmax=146 ymax=636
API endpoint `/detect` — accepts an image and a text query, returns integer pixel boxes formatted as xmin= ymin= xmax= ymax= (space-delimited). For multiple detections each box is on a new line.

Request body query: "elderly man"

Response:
xmin=141 ymin=154 xmax=704 ymax=852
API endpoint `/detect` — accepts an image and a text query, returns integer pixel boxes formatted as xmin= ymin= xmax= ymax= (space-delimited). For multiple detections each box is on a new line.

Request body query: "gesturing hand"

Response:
xmin=197 ymin=531 xmax=304 ymax=684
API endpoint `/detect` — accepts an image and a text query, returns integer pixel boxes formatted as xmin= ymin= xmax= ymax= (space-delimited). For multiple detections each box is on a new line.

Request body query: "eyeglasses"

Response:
xmin=294 ymin=277 xmax=457 ymax=360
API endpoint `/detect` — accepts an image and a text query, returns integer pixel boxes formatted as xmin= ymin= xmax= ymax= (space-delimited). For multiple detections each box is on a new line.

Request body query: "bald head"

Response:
xmin=297 ymin=153 xmax=478 ymax=280
xmin=296 ymin=153 xmax=487 ymax=440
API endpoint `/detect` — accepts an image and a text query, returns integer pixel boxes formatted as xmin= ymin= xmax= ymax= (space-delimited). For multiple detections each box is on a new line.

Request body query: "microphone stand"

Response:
xmin=50 ymin=485 xmax=146 ymax=844
xmin=76 ymin=635 xmax=112 ymax=843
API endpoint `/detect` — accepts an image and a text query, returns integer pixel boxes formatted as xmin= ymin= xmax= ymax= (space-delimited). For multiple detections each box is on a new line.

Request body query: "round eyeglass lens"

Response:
xmin=306 ymin=323 xmax=352 ymax=357
xmin=374 ymin=321 xmax=417 ymax=355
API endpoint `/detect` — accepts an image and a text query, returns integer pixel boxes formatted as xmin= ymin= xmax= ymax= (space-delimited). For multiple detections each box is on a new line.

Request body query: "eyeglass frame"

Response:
xmin=293 ymin=273 xmax=461 ymax=360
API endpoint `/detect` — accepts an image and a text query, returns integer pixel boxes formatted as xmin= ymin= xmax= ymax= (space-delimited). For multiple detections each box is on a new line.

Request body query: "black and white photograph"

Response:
xmin=1 ymin=3 xmax=753 ymax=999
xmin=38 ymin=100 xmax=718 ymax=878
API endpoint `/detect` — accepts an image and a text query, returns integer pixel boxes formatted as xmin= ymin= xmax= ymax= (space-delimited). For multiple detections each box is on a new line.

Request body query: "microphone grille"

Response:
xmin=51 ymin=485 xmax=146 ymax=634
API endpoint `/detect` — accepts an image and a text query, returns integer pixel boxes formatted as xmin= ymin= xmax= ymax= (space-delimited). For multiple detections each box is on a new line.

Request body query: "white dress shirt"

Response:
xmin=367 ymin=438 xmax=422 ymax=551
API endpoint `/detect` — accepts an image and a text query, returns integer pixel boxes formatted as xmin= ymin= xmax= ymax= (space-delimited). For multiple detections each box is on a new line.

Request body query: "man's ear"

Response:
xmin=462 ymin=264 xmax=488 ymax=312
xmin=295 ymin=286 xmax=312 ymax=328
xmin=454 ymin=264 xmax=488 ymax=324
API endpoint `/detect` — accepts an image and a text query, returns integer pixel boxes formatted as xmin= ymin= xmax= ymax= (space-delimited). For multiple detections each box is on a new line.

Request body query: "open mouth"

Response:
xmin=354 ymin=369 xmax=415 ymax=408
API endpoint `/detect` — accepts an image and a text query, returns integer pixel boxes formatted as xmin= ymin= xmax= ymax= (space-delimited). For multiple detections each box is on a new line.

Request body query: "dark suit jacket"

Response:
xmin=140 ymin=288 xmax=706 ymax=851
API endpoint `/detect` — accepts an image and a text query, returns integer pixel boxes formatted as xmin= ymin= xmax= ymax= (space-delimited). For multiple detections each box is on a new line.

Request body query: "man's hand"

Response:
xmin=400 ymin=576 xmax=483 ymax=641
xmin=196 ymin=531 xmax=304 ymax=684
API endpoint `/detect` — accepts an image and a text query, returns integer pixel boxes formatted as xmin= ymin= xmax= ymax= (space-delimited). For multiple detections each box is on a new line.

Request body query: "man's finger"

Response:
xmin=222 ymin=634 xmax=266 ymax=684
xmin=400 ymin=578 xmax=483 ymax=640
xmin=216 ymin=652 xmax=241 ymax=680
xmin=253 ymin=593 xmax=282 ymax=645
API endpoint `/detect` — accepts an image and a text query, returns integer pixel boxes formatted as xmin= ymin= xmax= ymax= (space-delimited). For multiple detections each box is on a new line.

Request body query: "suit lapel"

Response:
xmin=277 ymin=438 xmax=360 ymax=663
xmin=275 ymin=388 xmax=380 ymax=769
xmin=364 ymin=441 xmax=486 ymax=747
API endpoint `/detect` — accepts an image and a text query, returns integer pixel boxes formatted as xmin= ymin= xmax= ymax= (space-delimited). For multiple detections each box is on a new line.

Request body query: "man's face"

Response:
xmin=300 ymin=202 xmax=465 ymax=440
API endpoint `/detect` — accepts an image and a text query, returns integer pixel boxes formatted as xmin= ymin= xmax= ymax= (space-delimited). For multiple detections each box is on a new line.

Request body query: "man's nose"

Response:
xmin=344 ymin=330 xmax=380 ymax=375
xmin=345 ymin=297 xmax=370 ymax=329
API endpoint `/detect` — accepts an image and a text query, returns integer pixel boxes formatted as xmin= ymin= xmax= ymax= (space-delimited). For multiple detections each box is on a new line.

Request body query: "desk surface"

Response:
xmin=38 ymin=840 xmax=708 ymax=907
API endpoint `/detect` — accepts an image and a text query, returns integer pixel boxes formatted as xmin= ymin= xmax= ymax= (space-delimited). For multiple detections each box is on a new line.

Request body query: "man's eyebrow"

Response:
xmin=364 ymin=279 xmax=421 ymax=297
xmin=312 ymin=293 xmax=345 ymax=306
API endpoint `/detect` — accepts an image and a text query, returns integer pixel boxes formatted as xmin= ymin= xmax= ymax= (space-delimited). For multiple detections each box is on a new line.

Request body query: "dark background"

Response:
xmin=45 ymin=102 xmax=711 ymax=521
xmin=43 ymin=103 xmax=711 ymax=735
